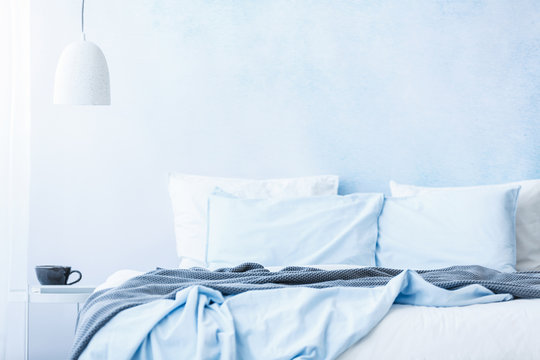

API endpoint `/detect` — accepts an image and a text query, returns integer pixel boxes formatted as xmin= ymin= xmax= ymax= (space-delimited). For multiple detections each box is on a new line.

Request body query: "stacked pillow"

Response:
xmin=206 ymin=189 xmax=384 ymax=268
xmin=169 ymin=173 xmax=539 ymax=272
xmin=389 ymin=180 xmax=540 ymax=272
xmin=377 ymin=184 xmax=520 ymax=272
xmin=168 ymin=174 xmax=339 ymax=267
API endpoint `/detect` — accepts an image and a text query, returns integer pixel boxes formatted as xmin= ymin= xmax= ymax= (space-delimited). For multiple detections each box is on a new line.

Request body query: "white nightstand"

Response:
xmin=25 ymin=285 xmax=96 ymax=360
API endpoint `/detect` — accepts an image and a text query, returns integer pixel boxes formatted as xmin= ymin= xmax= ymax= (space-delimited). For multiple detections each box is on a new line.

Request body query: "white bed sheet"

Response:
xmin=340 ymin=298 xmax=540 ymax=360
xmin=94 ymin=269 xmax=540 ymax=360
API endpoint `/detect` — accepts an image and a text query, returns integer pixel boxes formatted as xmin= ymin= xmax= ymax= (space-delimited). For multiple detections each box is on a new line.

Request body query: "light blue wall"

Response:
xmin=28 ymin=0 xmax=540 ymax=358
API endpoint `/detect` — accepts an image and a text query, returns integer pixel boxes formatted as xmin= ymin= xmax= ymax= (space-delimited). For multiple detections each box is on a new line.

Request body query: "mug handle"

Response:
xmin=66 ymin=270 xmax=82 ymax=285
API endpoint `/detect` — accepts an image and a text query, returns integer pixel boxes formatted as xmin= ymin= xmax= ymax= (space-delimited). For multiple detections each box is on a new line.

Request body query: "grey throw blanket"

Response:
xmin=71 ymin=263 xmax=540 ymax=359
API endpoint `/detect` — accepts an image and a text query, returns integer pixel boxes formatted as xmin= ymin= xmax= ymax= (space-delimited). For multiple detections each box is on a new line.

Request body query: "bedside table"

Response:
xmin=25 ymin=285 xmax=96 ymax=360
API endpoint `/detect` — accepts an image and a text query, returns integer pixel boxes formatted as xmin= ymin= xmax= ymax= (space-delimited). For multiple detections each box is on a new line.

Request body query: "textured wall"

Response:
xmin=28 ymin=0 xmax=540 ymax=358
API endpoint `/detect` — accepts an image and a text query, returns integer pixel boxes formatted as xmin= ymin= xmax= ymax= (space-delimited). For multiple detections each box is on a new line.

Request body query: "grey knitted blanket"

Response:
xmin=71 ymin=263 xmax=540 ymax=359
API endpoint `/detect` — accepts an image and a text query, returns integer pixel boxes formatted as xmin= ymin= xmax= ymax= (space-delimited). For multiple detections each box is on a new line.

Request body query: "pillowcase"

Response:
xmin=390 ymin=180 xmax=540 ymax=271
xmin=168 ymin=173 xmax=339 ymax=267
xmin=377 ymin=185 xmax=521 ymax=272
xmin=206 ymin=191 xmax=384 ymax=268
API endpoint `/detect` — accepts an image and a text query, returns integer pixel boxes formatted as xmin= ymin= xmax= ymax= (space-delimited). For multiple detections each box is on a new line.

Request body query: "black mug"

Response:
xmin=35 ymin=265 xmax=82 ymax=285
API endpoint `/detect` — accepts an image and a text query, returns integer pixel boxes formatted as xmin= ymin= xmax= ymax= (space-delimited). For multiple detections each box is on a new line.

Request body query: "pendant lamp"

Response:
xmin=54 ymin=0 xmax=110 ymax=105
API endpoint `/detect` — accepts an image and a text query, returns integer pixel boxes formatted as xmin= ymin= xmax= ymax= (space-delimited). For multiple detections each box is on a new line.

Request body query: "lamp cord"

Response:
xmin=81 ymin=0 xmax=85 ymax=37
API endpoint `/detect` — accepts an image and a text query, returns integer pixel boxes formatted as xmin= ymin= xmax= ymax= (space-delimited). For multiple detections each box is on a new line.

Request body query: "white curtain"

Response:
xmin=0 ymin=0 xmax=31 ymax=358
xmin=0 ymin=1 xmax=13 ymax=357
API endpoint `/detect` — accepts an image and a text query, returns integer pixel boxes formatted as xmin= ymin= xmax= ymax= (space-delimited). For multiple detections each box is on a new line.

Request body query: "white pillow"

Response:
xmin=169 ymin=174 xmax=339 ymax=267
xmin=390 ymin=180 xmax=540 ymax=271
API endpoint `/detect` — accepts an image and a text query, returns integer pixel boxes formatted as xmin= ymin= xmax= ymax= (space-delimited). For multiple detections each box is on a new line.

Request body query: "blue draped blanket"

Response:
xmin=72 ymin=264 xmax=540 ymax=360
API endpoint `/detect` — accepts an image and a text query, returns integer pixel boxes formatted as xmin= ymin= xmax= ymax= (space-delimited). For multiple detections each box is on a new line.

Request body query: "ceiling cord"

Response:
xmin=81 ymin=0 xmax=86 ymax=39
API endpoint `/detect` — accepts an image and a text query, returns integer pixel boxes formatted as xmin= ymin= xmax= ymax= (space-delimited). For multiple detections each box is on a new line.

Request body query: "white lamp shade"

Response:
xmin=54 ymin=39 xmax=110 ymax=105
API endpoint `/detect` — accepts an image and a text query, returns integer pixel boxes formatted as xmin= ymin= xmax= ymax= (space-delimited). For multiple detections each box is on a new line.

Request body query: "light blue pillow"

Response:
xmin=376 ymin=185 xmax=521 ymax=272
xmin=206 ymin=191 xmax=384 ymax=268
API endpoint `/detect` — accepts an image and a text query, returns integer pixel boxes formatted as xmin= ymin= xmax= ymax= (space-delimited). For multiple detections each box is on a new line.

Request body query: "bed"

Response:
xmin=71 ymin=174 xmax=540 ymax=360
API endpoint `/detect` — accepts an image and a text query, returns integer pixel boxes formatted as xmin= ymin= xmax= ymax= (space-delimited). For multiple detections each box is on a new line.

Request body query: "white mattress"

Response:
xmin=95 ymin=269 xmax=540 ymax=359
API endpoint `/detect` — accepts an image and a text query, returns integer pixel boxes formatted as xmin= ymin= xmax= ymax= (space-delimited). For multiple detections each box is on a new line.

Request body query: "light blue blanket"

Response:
xmin=80 ymin=270 xmax=511 ymax=360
